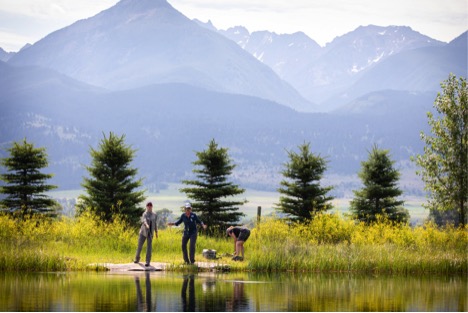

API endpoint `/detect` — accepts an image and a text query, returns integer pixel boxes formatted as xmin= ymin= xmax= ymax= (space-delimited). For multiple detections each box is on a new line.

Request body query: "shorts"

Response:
xmin=237 ymin=229 xmax=250 ymax=242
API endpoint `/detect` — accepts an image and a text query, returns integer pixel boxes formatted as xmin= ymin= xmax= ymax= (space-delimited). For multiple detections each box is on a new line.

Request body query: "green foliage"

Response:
xmin=414 ymin=74 xmax=468 ymax=226
xmin=351 ymin=144 xmax=409 ymax=224
xmin=0 ymin=138 xmax=58 ymax=218
xmin=77 ymin=132 xmax=145 ymax=225
xmin=276 ymin=142 xmax=333 ymax=221
xmin=181 ymin=139 xmax=246 ymax=235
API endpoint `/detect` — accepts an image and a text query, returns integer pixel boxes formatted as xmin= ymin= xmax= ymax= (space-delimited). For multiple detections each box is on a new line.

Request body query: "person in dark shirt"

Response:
xmin=226 ymin=226 xmax=251 ymax=261
xmin=168 ymin=201 xmax=207 ymax=264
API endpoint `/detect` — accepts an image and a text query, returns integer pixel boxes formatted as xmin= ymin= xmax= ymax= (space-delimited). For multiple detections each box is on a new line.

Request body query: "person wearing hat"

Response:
xmin=168 ymin=201 xmax=207 ymax=264
xmin=226 ymin=226 xmax=250 ymax=261
xmin=134 ymin=201 xmax=158 ymax=266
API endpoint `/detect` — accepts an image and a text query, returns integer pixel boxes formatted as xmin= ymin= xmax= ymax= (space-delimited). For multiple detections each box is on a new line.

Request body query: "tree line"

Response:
xmin=1 ymin=75 xmax=466 ymax=229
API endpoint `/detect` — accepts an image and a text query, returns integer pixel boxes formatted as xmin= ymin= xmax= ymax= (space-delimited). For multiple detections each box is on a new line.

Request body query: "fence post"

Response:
xmin=257 ymin=206 xmax=261 ymax=229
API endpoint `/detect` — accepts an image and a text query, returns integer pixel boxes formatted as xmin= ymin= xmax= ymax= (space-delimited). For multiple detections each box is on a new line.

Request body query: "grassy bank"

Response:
xmin=0 ymin=213 xmax=466 ymax=274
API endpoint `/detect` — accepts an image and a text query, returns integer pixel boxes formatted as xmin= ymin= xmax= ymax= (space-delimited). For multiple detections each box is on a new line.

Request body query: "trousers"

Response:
xmin=135 ymin=234 xmax=153 ymax=264
xmin=181 ymin=233 xmax=197 ymax=264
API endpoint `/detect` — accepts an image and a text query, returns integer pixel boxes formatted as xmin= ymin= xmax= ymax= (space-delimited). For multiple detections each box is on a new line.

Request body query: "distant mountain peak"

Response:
xmin=8 ymin=0 xmax=312 ymax=111
xmin=81 ymin=0 xmax=188 ymax=29
xmin=449 ymin=30 xmax=467 ymax=47
xmin=116 ymin=0 xmax=171 ymax=9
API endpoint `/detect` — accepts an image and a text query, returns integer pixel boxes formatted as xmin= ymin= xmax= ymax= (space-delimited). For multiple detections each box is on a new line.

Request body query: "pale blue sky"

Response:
xmin=0 ymin=0 xmax=466 ymax=52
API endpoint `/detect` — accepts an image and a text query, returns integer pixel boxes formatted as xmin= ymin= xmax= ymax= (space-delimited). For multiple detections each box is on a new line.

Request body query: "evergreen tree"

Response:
xmin=0 ymin=139 xmax=58 ymax=218
xmin=276 ymin=143 xmax=333 ymax=222
xmin=414 ymin=74 xmax=467 ymax=227
xmin=351 ymin=145 xmax=409 ymax=224
xmin=77 ymin=132 xmax=145 ymax=225
xmin=180 ymin=139 xmax=246 ymax=235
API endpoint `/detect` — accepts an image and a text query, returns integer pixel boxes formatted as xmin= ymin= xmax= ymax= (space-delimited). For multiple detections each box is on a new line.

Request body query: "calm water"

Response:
xmin=0 ymin=271 xmax=465 ymax=312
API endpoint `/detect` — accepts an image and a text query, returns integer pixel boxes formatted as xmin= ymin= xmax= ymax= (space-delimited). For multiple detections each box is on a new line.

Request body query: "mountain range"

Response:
xmin=8 ymin=0 xmax=311 ymax=111
xmin=0 ymin=0 xmax=467 ymax=196
xmin=212 ymin=23 xmax=465 ymax=110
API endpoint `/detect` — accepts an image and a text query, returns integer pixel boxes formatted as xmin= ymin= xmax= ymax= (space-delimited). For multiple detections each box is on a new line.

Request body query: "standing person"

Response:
xmin=134 ymin=202 xmax=158 ymax=267
xmin=226 ymin=226 xmax=250 ymax=261
xmin=168 ymin=201 xmax=207 ymax=264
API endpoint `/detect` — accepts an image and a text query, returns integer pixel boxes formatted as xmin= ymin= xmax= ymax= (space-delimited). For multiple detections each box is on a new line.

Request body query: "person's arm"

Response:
xmin=154 ymin=214 xmax=158 ymax=238
xmin=195 ymin=214 xmax=207 ymax=229
xmin=168 ymin=214 xmax=183 ymax=226
xmin=142 ymin=212 xmax=150 ymax=229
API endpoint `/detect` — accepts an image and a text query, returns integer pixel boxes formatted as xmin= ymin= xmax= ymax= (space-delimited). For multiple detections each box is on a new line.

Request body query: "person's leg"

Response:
xmin=145 ymin=235 xmax=153 ymax=265
xmin=189 ymin=233 xmax=197 ymax=263
xmin=236 ymin=241 xmax=245 ymax=258
xmin=237 ymin=229 xmax=250 ymax=259
xmin=181 ymin=235 xmax=190 ymax=263
xmin=135 ymin=234 xmax=146 ymax=262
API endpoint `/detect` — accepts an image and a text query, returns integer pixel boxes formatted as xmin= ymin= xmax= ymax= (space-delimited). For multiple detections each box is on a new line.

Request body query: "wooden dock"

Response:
xmin=90 ymin=261 xmax=230 ymax=272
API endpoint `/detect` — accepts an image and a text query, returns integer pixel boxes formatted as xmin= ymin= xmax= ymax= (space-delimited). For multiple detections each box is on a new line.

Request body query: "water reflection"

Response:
xmin=134 ymin=272 xmax=154 ymax=312
xmin=181 ymin=275 xmax=195 ymax=312
xmin=225 ymin=281 xmax=249 ymax=311
xmin=0 ymin=272 xmax=465 ymax=312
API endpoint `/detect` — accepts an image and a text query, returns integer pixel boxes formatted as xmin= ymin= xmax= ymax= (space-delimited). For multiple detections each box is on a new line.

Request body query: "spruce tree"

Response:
xmin=276 ymin=143 xmax=333 ymax=222
xmin=77 ymin=132 xmax=145 ymax=225
xmin=0 ymin=139 xmax=58 ymax=218
xmin=180 ymin=139 xmax=245 ymax=235
xmin=351 ymin=145 xmax=409 ymax=224
xmin=414 ymin=74 xmax=467 ymax=226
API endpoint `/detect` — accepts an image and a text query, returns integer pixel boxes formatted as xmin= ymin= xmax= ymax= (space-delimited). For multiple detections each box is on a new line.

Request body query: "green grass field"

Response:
xmin=1 ymin=212 xmax=465 ymax=273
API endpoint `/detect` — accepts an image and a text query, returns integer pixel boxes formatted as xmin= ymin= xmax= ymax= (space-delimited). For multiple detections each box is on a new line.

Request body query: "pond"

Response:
xmin=0 ymin=271 xmax=465 ymax=311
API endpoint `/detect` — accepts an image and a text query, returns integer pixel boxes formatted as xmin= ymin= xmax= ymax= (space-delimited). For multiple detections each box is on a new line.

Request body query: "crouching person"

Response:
xmin=226 ymin=226 xmax=250 ymax=261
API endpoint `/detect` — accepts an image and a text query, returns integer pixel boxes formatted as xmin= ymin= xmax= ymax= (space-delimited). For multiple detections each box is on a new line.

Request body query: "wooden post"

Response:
xmin=257 ymin=206 xmax=261 ymax=228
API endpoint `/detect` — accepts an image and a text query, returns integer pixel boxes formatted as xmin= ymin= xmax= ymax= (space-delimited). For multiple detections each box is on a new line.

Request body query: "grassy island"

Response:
xmin=0 ymin=213 xmax=466 ymax=274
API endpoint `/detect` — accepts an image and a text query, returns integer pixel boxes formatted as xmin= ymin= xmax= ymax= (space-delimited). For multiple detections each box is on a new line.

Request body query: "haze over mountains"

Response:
xmin=0 ymin=0 xmax=466 ymax=196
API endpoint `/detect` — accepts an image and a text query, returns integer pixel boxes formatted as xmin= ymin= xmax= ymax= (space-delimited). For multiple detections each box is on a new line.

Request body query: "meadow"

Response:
xmin=48 ymin=184 xmax=429 ymax=223
xmin=0 ymin=212 xmax=466 ymax=274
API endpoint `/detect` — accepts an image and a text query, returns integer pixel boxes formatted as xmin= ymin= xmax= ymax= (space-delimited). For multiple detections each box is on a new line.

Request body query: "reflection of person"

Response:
xmin=226 ymin=282 xmax=247 ymax=311
xmin=168 ymin=201 xmax=207 ymax=264
xmin=226 ymin=226 xmax=250 ymax=261
xmin=134 ymin=272 xmax=152 ymax=312
xmin=134 ymin=202 xmax=158 ymax=266
xmin=181 ymin=275 xmax=196 ymax=312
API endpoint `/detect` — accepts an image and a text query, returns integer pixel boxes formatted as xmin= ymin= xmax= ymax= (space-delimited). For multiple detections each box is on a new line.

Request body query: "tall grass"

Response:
xmin=248 ymin=214 xmax=467 ymax=273
xmin=0 ymin=213 xmax=466 ymax=273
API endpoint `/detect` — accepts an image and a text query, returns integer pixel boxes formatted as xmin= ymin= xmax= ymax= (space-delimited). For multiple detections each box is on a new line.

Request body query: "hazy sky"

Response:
xmin=0 ymin=0 xmax=466 ymax=52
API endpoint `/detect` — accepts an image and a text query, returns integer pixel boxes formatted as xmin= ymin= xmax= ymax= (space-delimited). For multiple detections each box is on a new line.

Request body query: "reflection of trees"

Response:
xmin=134 ymin=272 xmax=154 ymax=312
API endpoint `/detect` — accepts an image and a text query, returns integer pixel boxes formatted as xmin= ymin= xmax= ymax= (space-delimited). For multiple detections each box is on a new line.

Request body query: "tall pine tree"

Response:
xmin=77 ymin=132 xmax=145 ymax=225
xmin=180 ymin=139 xmax=245 ymax=235
xmin=0 ymin=139 xmax=58 ymax=218
xmin=276 ymin=143 xmax=333 ymax=222
xmin=351 ymin=145 xmax=409 ymax=224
